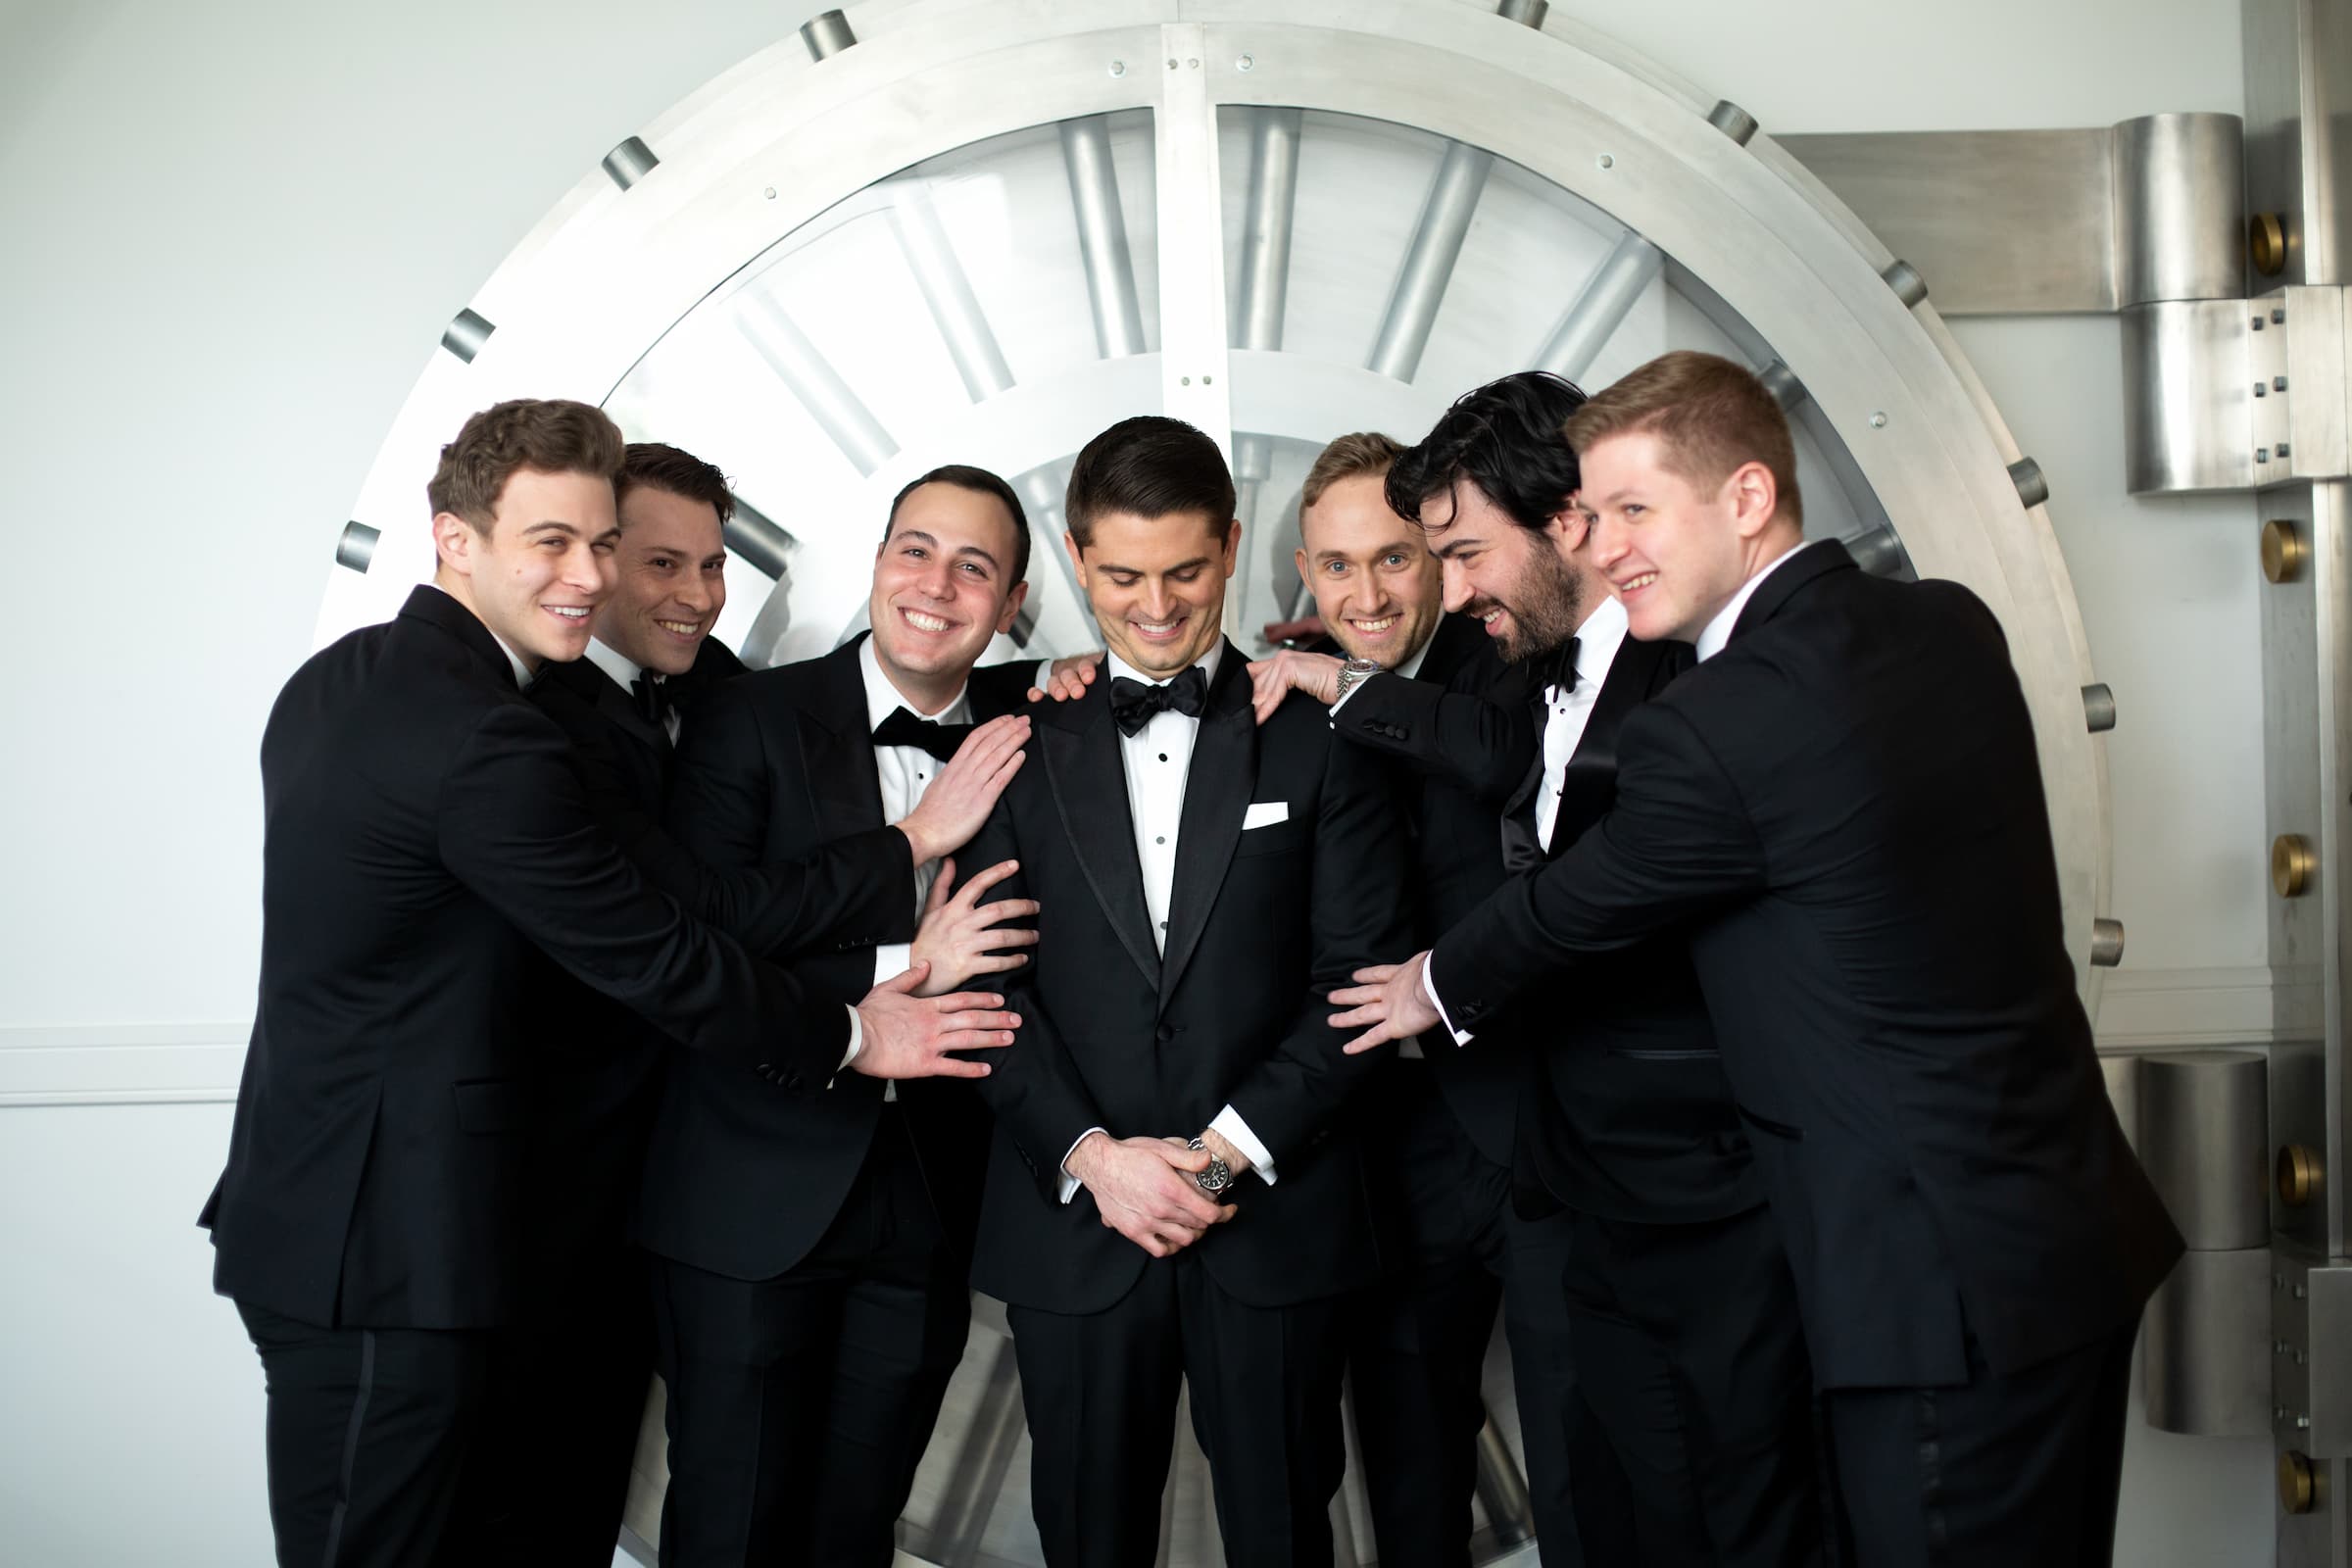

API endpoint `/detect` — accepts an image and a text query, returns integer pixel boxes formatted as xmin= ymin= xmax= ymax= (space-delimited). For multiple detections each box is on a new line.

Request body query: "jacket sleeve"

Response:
xmin=662 ymin=682 xmax=919 ymax=957
xmin=962 ymin=796 xmax=1113 ymax=1203
xmin=435 ymin=702 xmax=846 ymax=1084
xmin=1429 ymin=699 xmax=1767 ymax=1036
xmin=1222 ymin=731 xmax=1417 ymax=1158
xmin=1332 ymin=665 xmax=1535 ymax=808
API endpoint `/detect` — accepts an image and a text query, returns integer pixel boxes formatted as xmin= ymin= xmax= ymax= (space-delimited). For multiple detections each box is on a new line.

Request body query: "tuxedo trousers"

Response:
xmin=1347 ymin=1058 xmax=1590 ymax=1568
xmin=1006 ymin=1251 xmax=1350 ymax=1568
xmin=1558 ymin=1204 xmax=1825 ymax=1568
xmin=1821 ymin=1320 xmax=2136 ymax=1568
xmin=235 ymin=1300 xmax=493 ymax=1568
xmin=652 ymin=1106 xmax=971 ymax=1568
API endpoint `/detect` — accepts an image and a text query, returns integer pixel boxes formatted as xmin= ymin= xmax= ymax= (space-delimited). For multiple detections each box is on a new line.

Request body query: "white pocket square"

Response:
xmin=1242 ymin=801 xmax=1290 ymax=830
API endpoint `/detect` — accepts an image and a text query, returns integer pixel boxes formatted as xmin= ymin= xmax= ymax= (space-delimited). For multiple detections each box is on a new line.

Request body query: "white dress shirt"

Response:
xmin=584 ymin=637 xmax=678 ymax=742
xmin=1059 ymin=643 xmax=1278 ymax=1201
xmin=1693 ymin=538 xmax=1819 ymax=662
xmin=1422 ymin=593 xmax=1631 ymax=1045
xmin=487 ymin=630 xmax=536 ymax=691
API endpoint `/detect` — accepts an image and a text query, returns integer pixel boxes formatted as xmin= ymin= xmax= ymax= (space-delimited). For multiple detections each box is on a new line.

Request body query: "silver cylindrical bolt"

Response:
xmin=441 ymin=308 xmax=495 ymax=363
xmin=601 ymin=136 xmax=661 ymax=190
xmin=335 ymin=520 xmax=379 ymax=573
xmin=1882 ymin=259 xmax=1929 ymax=310
xmin=1706 ymin=100 xmax=1759 ymax=146
xmin=800 ymin=10 xmax=856 ymax=60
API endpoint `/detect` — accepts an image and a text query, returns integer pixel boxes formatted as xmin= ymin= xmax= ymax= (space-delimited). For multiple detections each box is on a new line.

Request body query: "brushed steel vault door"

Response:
xmin=319 ymin=3 xmax=2119 ymax=1562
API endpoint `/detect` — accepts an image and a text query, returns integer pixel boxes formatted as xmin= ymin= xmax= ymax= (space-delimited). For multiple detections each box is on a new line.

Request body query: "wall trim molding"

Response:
xmin=2092 ymin=965 xmax=2279 ymax=1051
xmin=0 ymin=965 xmax=2289 ymax=1107
xmin=0 ymin=1023 xmax=246 ymax=1107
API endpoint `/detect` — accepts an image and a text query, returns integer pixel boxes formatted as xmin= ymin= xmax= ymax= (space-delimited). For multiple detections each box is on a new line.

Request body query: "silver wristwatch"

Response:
xmin=1187 ymin=1136 xmax=1234 ymax=1198
xmin=1332 ymin=655 xmax=1385 ymax=706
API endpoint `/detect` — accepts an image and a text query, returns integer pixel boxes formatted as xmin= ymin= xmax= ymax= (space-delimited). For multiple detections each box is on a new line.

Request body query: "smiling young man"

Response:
xmin=1236 ymin=431 xmax=1559 ymax=1567
xmin=1336 ymin=353 xmax=2184 ymax=1568
xmin=200 ymin=403 xmax=1018 ymax=1568
xmin=644 ymin=464 xmax=1057 ymax=1567
xmin=952 ymin=416 xmax=1412 ymax=1568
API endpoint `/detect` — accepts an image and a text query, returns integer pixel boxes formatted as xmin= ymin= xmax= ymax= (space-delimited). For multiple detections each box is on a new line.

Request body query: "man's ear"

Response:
xmin=1220 ymin=517 xmax=1243 ymax=577
xmin=1061 ymin=529 xmax=1087 ymax=588
xmin=1727 ymin=461 xmax=1779 ymax=540
xmin=1545 ymin=504 xmax=1592 ymax=556
xmin=432 ymin=511 xmax=475 ymax=577
xmin=1294 ymin=545 xmax=1312 ymax=593
xmin=994 ymin=578 xmax=1031 ymax=635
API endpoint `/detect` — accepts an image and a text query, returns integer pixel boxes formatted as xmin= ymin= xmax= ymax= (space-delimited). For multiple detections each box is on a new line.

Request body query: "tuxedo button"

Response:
xmin=1155 ymin=1024 xmax=1177 ymax=1043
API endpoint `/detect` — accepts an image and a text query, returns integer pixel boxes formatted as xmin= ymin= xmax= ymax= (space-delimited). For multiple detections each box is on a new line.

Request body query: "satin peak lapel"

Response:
xmin=1042 ymin=691 xmax=1160 ymax=988
xmin=1159 ymin=650 xmax=1256 ymax=1006
xmin=799 ymin=642 xmax=889 ymax=838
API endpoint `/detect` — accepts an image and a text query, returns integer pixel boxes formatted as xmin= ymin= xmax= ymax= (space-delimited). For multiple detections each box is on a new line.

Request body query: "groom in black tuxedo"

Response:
xmin=1338 ymin=353 xmax=2184 ymax=1568
xmin=960 ymin=416 xmax=1411 ymax=1567
xmin=201 ymin=401 xmax=1018 ymax=1568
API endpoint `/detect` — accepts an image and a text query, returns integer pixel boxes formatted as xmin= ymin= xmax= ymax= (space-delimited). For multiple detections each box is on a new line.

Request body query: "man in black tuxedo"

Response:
xmin=1243 ymin=431 xmax=1579 ymax=1568
xmin=957 ymin=416 xmax=1411 ymax=1568
xmin=201 ymin=401 xmax=1019 ymax=1568
xmin=647 ymin=464 xmax=1057 ymax=1567
xmin=1336 ymin=353 xmax=2184 ymax=1568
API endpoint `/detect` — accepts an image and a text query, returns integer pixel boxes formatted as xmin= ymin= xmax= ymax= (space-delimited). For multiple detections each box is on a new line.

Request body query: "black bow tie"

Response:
xmin=1528 ymin=636 xmax=1582 ymax=701
xmin=872 ymin=707 xmax=970 ymax=761
xmin=1108 ymin=665 xmax=1209 ymax=737
xmin=631 ymin=672 xmax=675 ymax=728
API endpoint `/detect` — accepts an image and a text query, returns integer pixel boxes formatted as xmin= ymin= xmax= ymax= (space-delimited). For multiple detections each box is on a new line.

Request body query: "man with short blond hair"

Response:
xmin=1337 ymin=351 xmax=2185 ymax=1567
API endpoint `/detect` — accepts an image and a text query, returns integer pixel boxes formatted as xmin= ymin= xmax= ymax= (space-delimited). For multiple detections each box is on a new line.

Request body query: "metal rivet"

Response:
xmin=1705 ymin=100 xmax=1760 ymax=146
xmin=1167 ymin=58 xmax=1178 ymax=69
xmin=1236 ymin=54 xmax=1253 ymax=71
xmin=601 ymin=135 xmax=660 ymax=191
xmin=2278 ymin=376 xmax=2290 ymax=392
xmin=1180 ymin=375 xmax=1191 ymax=385
xmin=2276 ymin=835 xmax=2316 ymax=898
xmin=1596 ymin=153 xmax=1614 ymax=170
xmin=2082 ymin=683 xmax=2116 ymax=734
xmin=763 ymin=185 xmax=776 ymax=199
xmin=2276 ymin=307 xmax=2288 ymax=323
xmin=2301 ymin=1415 xmax=2314 ymax=1429
xmin=2258 ymin=448 xmax=2272 ymax=464
xmin=2298 ymin=1286 xmax=2311 ymax=1300
xmin=2253 ymin=315 xmax=2267 ymax=330
xmin=799 ymin=10 xmax=856 ymax=60
xmin=1188 ymin=57 xmax=1200 ymax=69
xmin=335 ymin=520 xmax=380 ymax=573
xmin=1109 ymin=59 xmax=1126 ymax=76
xmin=2252 ymin=213 xmax=2288 ymax=277
xmin=1882 ymin=259 xmax=1929 ymax=309
xmin=2264 ymin=519 xmax=2309 ymax=582
xmin=441 ymin=308 xmax=495 ymax=363
xmin=1869 ymin=412 xmax=1887 ymax=429
xmin=2256 ymin=382 xmax=2270 ymax=398
xmin=1202 ymin=374 xmax=1212 ymax=385
xmin=2281 ymin=442 xmax=2294 ymax=459
xmin=2007 ymin=456 xmax=2048 ymax=510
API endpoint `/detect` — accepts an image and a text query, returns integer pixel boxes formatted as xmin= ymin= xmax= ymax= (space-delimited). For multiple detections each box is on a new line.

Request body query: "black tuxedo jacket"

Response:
xmin=1434 ymin=543 xmax=2183 ymax=1386
xmin=637 ymin=636 xmax=1037 ymax=1280
xmin=201 ymin=586 xmax=852 ymax=1330
xmin=1344 ymin=626 xmax=1759 ymax=1223
xmin=1322 ymin=613 xmax=1534 ymax=1164
xmin=961 ymin=643 xmax=1413 ymax=1315
xmin=524 ymin=638 xmax=915 ymax=1262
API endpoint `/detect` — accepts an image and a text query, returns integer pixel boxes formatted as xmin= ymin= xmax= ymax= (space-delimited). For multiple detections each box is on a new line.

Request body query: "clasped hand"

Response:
xmin=1066 ymin=1131 xmax=1239 ymax=1258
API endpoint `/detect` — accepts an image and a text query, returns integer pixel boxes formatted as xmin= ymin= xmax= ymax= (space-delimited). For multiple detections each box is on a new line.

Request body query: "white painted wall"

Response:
xmin=0 ymin=0 xmax=2268 ymax=1562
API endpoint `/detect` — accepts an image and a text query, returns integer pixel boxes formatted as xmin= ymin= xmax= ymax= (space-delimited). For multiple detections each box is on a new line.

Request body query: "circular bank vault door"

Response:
xmin=320 ymin=2 xmax=2119 ymax=1563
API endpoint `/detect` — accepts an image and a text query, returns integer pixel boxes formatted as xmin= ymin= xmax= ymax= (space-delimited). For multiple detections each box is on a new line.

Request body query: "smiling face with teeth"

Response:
xmin=867 ymin=479 xmax=1030 ymax=714
xmin=1419 ymin=477 xmax=1596 ymax=666
xmin=1577 ymin=429 xmax=1794 ymax=645
xmin=1069 ymin=509 xmax=1239 ymax=679
xmin=432 ymin=466 xmax=618 ymax=671
xmin=1295 ymin=471 xmax=1444 ymax=666
xmin=595 ymin=484 xmax=728 ymax=677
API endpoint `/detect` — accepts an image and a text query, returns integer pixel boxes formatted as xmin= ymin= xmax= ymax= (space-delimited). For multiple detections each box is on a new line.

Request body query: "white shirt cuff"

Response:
xmin=1328 ymin=667 xmax=1383 ymax=717
xmin=872 ymin=942 xmax=913 ymax=992
xmin=1422 ymin=955 xmax=1473 ymax=1046
xmin=1209 ymin=1103 xmax=1276 ymax=1184
xmin=1057 ymin=1126 xmax=1107 ymax=1203
xmin=1034 ymin=657 xmax=1054 ymax=694
xmin=836 ymin=1003 xmax=864 ymax=1073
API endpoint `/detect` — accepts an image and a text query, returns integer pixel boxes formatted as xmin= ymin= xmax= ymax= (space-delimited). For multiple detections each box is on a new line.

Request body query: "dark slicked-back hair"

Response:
xmin=1064 ymin=416 xmax=1236 ymax=548
xmin=427 ymin=398 xmax=625 ymax=533
xmin=1384 ymin=370 xmax=1588 ymax=534
xmin=617 ymin=441 xmax=735 ymax=527
xmin=885 ymin=464 xmax=1032 ymax=584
